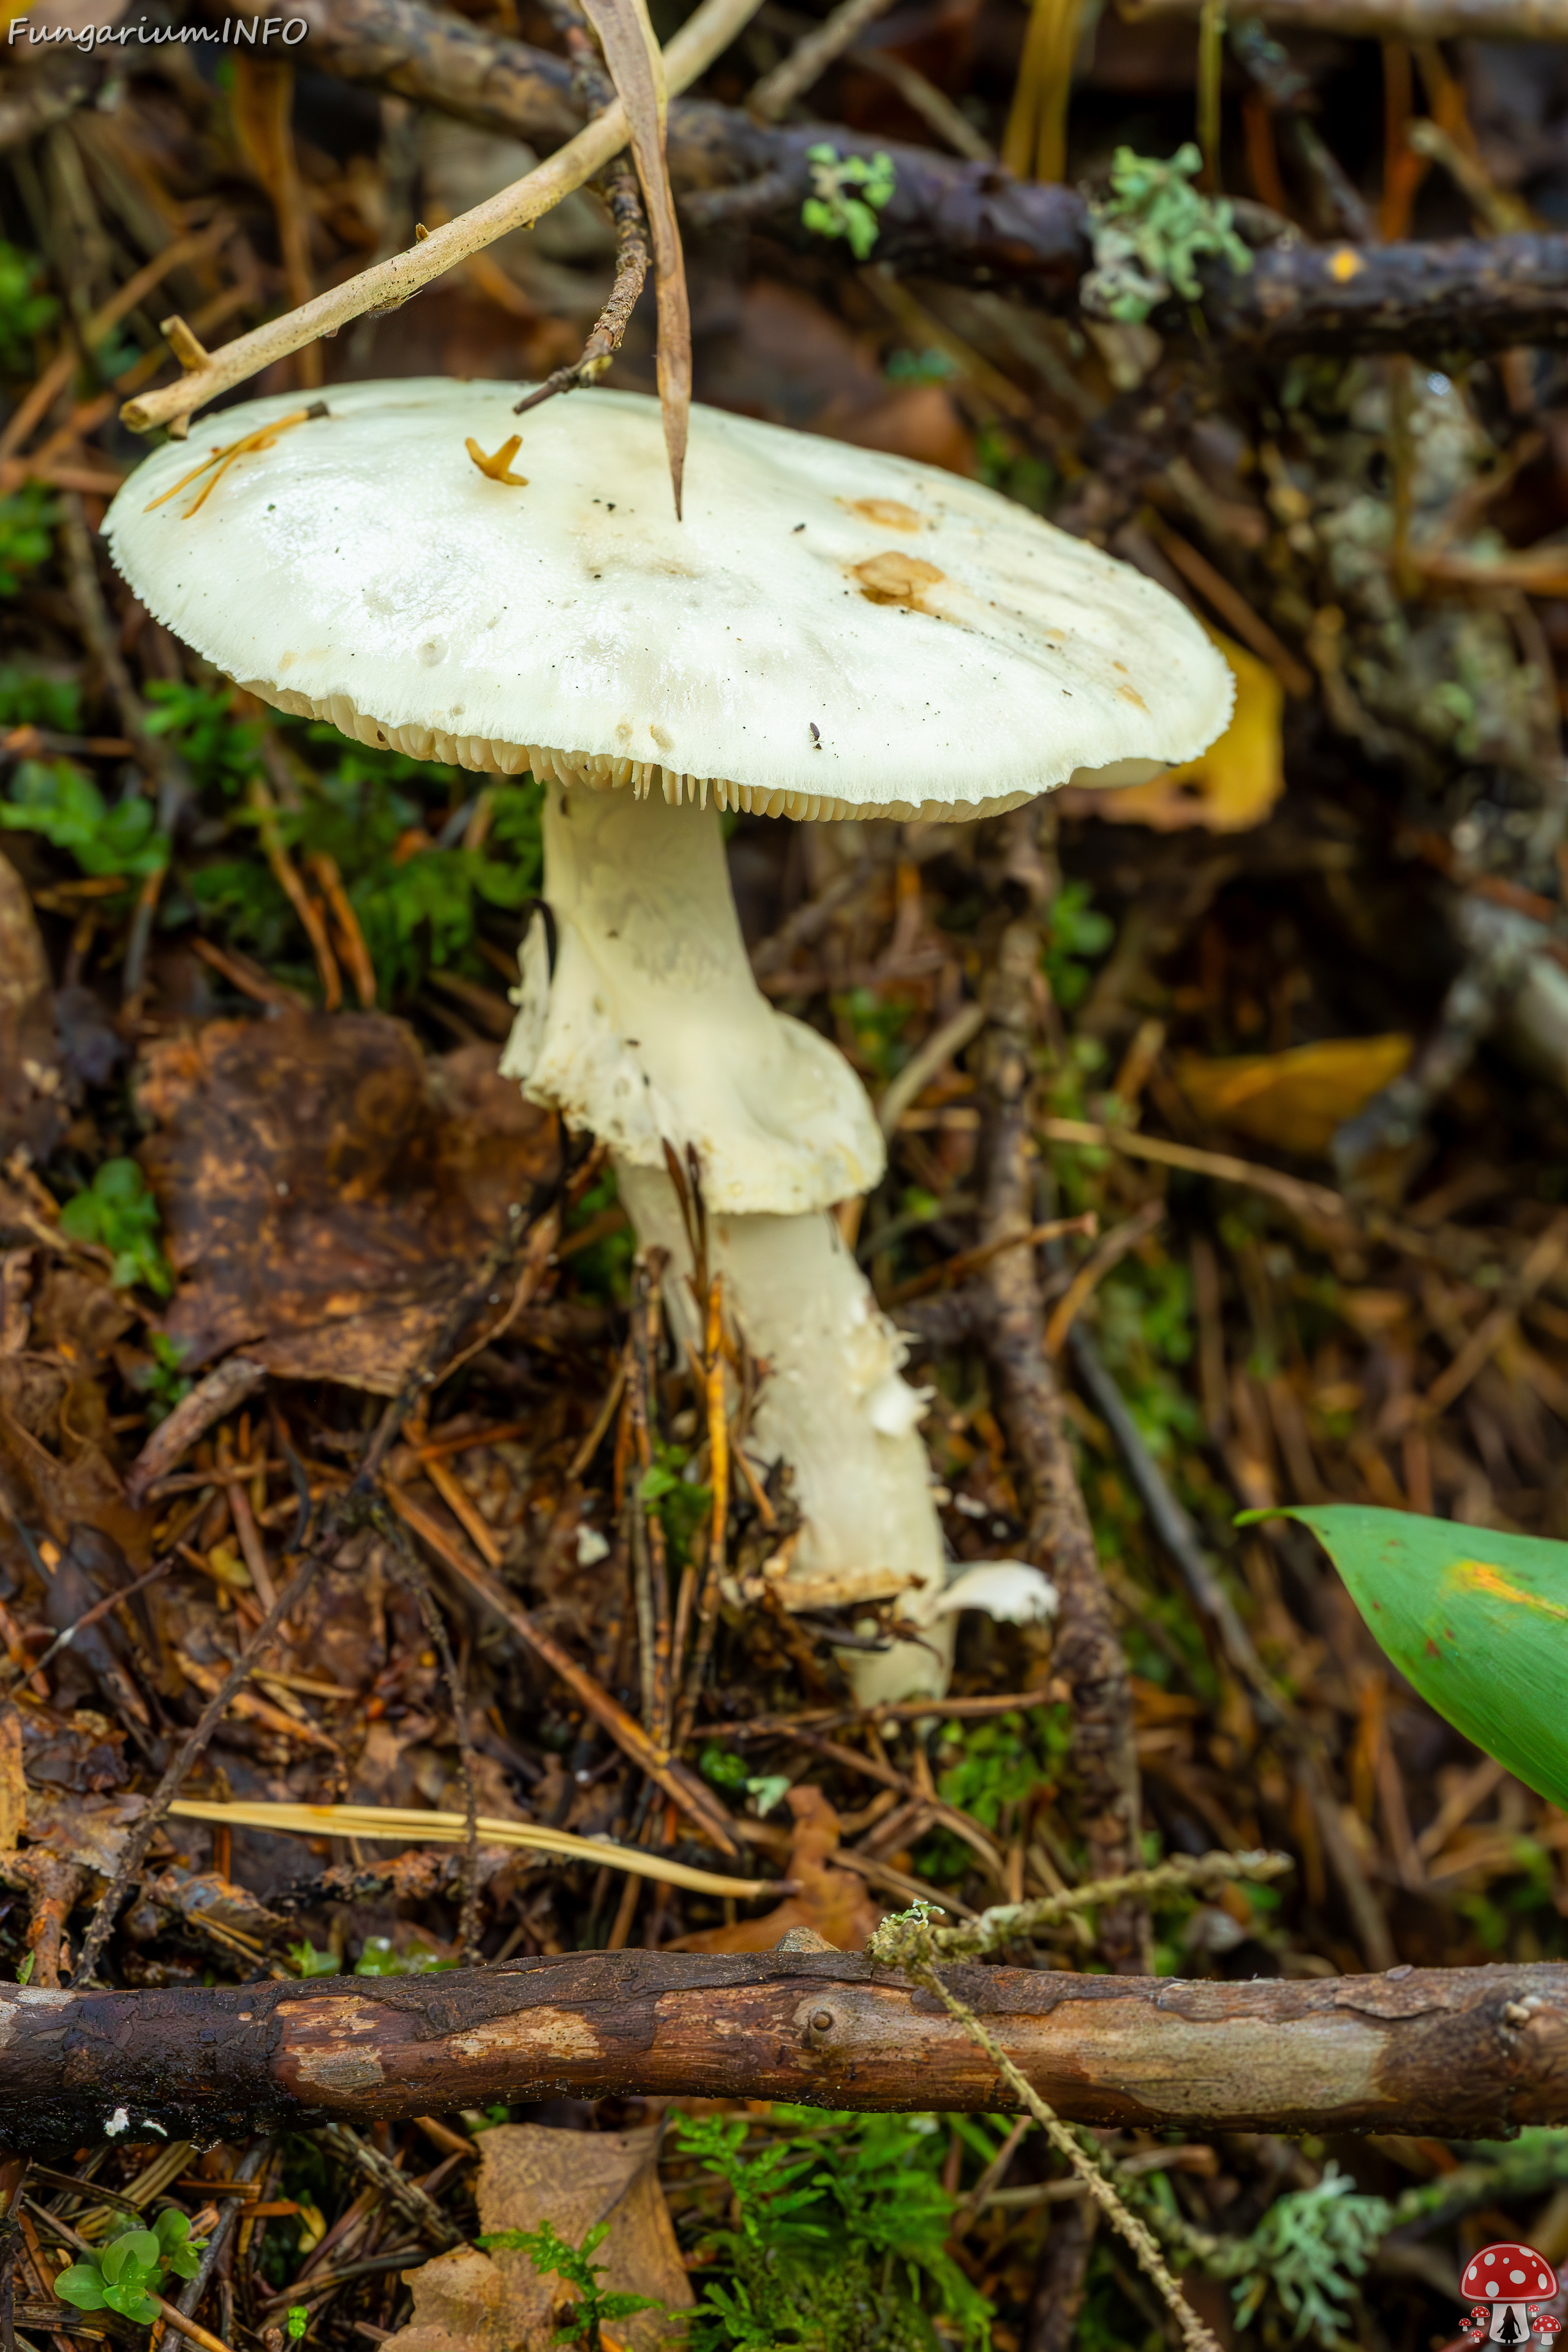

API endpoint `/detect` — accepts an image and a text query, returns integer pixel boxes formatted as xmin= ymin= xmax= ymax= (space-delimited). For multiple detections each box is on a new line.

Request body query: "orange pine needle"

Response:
xmin=143 ymin=405 xmax=320 ymax=519
xmin=466 ymin=434 xmax=529 ymax=486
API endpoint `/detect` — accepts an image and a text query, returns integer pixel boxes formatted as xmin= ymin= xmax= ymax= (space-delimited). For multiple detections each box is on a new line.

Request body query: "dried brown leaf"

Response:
xmin=386 ymin=2124 xmax=690 ymax=2352
xmin=669 ymin=1783 xmax=882 ymax=1952
xmin=0 ymin=1359 xmax=154 ymax=1564
xmin=581 ymin=0 xmax=690 ymax=516
xmin=137 ymin=1019 xmax=560 ymax=1393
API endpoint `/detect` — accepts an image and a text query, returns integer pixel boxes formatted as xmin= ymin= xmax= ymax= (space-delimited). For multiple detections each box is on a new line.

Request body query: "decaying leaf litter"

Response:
xmin=4 ymin=0 xmax=1568 ymax=2343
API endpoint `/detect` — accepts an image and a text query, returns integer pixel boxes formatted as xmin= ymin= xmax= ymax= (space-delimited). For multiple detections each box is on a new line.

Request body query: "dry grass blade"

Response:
xmin=581 ymin=0 xmax=690 ymax=516
xmin=166 ymin=1798 xmax=784 ymax=1898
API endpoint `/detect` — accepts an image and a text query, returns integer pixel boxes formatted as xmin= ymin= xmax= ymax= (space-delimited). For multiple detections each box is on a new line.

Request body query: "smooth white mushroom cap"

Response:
xmin=105 ymin=378 xmax=1232 ymax=822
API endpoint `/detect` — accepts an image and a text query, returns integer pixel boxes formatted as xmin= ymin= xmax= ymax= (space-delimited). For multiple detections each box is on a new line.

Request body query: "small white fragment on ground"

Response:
xmin=105 ymin=2108 xmax=130 ymax=2137
xmin=143 ymin=2119 xmax=168 ymax=2136
xmin=931 ymin=1561 xmax=1059 ymax=1625
xmin=576 ymin=1525 xmax=611 ymax=1566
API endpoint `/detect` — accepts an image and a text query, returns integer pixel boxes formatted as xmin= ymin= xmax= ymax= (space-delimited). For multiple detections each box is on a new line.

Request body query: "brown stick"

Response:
xmin=282 ymin=0 xmax=1568 ymax=362
xmin=974 ymin=821 xmax=1147 ymax=1973
xmin=0 ymin=1954 xmax=1564 ymax=2150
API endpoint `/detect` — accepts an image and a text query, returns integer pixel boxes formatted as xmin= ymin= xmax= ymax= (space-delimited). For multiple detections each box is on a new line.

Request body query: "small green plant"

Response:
xmin=0 ymin=663 xmax=81 ymax=733
xmin=976 ymin=424 xmax=1055 ymax=514
xmin=1220 ymin=2164 xmax=1390 ymax=2343
xmin=194 ymin=743 xmax=545 ymax=1004
xmin=1041 ymin=880 xmax=1113 ymax=1011
xmin=1 ymin=757 xmax=168 ymax=881
xmin=143 ymin=680 xmax=264 ymax=797
xmin=916 ymin=1707 xmax=1072 ymax=1883
xmin=639 ymin=1442 xmax=712 ymax=1566
xmin=835 ymin=985 xmax=913 ymax=1085
xmin=884 ymin=346 xmax=956 ymax=385
xmin=285 ymin=2307 xmax=310 ymax=2340
xmin=143 ymin=1332 xmax=192 ymax=1423
xmin=0 ymin=485 xmax=58 ymax=597
xmin=561 ymin=1167 xmax=635 ymax=1304
xmin=353 ymin=1934 xmax=456 ymax=1975
xmin=0 ymin=244 xmax=57 ymax=371
xmin=59 ymin=1159 xmax=174 ymax=1297
xmin=673 ymin=2109 xmax=990 ymax=2351
xmin=1082 ymin=144 xmax=1252 ymax=325
xmin=288 ymin=1940 xmax=342 ymax=1978
xmin=936 ymin=1708 xmax=1073 ymax=1831
xmin=802 ymin=145 xmax=895 ymax=261
xmin=697 ymin=1747 xmax=790 ymax=1815
xmin=56 ymin=2210 xmax=207 ymax=2323
xmin=477 ymin=2217 xmax=665 ymax=2350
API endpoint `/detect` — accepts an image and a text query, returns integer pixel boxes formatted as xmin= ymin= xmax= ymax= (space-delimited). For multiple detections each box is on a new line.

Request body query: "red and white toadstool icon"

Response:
xmin=1460 ymin=2245 xmax=1559 ymax=2342
xmin=1534 ymin=2319 xmax=1562 ymax=2342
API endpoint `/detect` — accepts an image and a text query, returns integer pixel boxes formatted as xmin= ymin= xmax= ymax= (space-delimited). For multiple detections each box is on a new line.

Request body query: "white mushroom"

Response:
xmin=106 ymin=377 xmax=1232 ymax=1700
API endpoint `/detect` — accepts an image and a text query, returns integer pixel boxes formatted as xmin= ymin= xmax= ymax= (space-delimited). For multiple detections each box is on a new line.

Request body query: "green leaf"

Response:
xmin=0 ymin=244 xmax=59 ymax=372
xmin=102 ymin=2231 xmax=160 ymax=2282
xmin=54 ymin=2265 xmax=108 ymax=2312
xmin=101 ymin=2277 xmax=162 ymax=2323
xmin=1248 ymin=1504 xmax=1568 ymax=1809
xmin=289 ymin=1940 xmax=341 ymax=1977
xmin=58 ymin=1158 xmax=173 ymax=1298
xmin=1 ymin=756 xmax=167 ymax=879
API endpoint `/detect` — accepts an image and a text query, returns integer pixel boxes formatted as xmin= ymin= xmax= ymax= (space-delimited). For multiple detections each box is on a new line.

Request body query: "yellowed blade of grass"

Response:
xmin=167 ymin=1798 xmax=782 ymax=1899
xmin=582 ymin=0 xmax=692 ymax=516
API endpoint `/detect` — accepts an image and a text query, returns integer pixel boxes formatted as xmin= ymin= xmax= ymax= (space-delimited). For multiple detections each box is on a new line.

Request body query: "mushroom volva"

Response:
xmin=106 ymin=378 xmax=1233 ymax=1699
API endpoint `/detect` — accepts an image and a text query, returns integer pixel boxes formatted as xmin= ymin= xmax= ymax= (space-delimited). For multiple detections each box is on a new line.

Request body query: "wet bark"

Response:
xmin=1 ymin=1954 xmax=1564 ymax=2153
xmin=281 ymin=0 xmax=1568 ymax=355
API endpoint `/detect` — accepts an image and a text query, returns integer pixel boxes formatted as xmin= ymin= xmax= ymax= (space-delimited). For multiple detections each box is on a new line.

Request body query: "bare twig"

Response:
xmin=976 ymin=815 xmax=1147 ymax=1972
xmin=120 ymin=0 xmax=766 ymax=434
xmin=748 ymin=0 xmax=901 ymax=118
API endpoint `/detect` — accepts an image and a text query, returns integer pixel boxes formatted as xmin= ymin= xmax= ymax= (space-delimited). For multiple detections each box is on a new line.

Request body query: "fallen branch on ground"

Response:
xmin=118 ymin=0 xmax=1568 ymax=435
xmin=1 ymin=1954 xmax=1563 ymax=2150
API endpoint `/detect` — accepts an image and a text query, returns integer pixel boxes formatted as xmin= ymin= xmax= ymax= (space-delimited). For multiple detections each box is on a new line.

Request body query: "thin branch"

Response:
xmin=119 ymin=0 xmax=767 ymax=435
xmin=748 ymin=0 xmax=901 ymax=119
xmin=513 ymin=160 xmax=650 ymax=413
xmin=5 ymin=1950 xmax=1561 ymax=2146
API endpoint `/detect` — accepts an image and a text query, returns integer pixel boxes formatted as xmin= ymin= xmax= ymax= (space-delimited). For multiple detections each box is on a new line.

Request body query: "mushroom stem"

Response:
xmin=617 ymin=1161 xmax=954 ymax=1698
xmin=502 ymin=782 xmax=954 ymax=1698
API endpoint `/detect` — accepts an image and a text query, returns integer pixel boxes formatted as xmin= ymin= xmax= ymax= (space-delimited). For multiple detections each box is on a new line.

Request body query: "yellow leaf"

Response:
xmin=1172 ymin=1035 xmax=1412 ymax=1159
xmin=295 ymin=2203 xmax=327 ymax=2254
xmin=206 ymin=1541 xmax=253 ymax=1591
xmin=1087 ymin=627 xmax=1284 ymax=834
